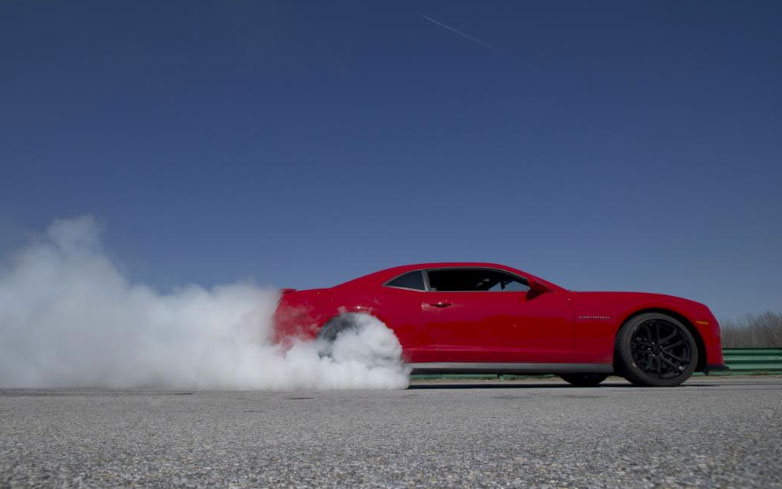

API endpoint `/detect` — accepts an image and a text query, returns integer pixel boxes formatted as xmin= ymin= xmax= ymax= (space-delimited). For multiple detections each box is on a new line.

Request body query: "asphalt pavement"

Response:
xmin=1 ymin=376 xmax=781 ymax=488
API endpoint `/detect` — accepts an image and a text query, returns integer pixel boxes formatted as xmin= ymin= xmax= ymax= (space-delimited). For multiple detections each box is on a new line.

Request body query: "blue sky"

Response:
xmin=1 ymin=1 xmax=780 ymax=319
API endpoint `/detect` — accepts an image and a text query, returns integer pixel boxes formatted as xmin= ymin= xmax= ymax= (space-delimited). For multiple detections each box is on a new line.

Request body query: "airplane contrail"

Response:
xmin=422 ymin=15 xmax=507 ymax=55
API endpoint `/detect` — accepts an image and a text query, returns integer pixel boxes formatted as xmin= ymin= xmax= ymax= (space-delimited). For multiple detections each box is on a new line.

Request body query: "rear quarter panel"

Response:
xmin=324 ymin=283 xmax=426 ymax=362
xmin=273 ymin=280 xmax=426 ymax=361
xmin=272 ymin=288 xmax=337 ymax=344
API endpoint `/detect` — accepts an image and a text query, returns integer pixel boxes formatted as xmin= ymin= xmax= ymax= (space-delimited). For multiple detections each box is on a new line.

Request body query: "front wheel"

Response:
xmin=560 ymin=373 xmax=608 ymax=387
xmin=616 ymin=313 xmax=698 ymax=387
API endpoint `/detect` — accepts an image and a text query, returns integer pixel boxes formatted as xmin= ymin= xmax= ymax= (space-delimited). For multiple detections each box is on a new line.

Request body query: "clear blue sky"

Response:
xmin=1 ymin=1 xmax=780 ymax=319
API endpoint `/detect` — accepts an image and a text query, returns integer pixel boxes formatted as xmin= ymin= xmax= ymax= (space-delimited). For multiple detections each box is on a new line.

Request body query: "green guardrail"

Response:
xmin=722 ymin=348 xmax=782 ymax=373
xmin=410 ymin=348 xmax=782 ymax=380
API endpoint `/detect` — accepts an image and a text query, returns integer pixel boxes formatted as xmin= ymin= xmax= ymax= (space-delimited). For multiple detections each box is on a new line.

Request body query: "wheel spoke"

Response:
xmin=660 ymin=355 xmax=680 ymax=371
xmin=643 ymin=354 xmax=654 ymax=370
xmin=662 ymin=339 xmax=686 ymax=350
xmin=660 ymin=329 xmax=679 ymax=345
xmin=661 ymin=350 xmax=685 ymax=362
xmin=641 ymin=322 xmax=654 ymax=341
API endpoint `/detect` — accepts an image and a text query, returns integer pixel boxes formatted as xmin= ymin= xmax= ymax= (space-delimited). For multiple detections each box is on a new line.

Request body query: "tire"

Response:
xmin=315 ymin=314 xmax=361 ymax=357
xmin=560 ymin=373 xmax=609 ymax=387
xmin=616 ymin=312 xmax=698 ymax=387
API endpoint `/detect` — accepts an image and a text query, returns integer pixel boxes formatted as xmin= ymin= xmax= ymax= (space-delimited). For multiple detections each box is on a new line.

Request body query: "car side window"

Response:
xmin=385 ymin=270 xmax=425 ymax=291
xmin=427 ymin=269 xmax=529 ymax=292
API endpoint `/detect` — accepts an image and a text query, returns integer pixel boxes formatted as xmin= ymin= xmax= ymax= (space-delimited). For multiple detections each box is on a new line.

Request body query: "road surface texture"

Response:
xmin=1 ymin=376 xmax=781 ymax=488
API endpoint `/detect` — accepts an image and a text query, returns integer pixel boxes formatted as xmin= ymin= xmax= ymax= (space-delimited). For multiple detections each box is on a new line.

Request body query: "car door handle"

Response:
xmin=428 ymin=301 xmax=452 ymax=308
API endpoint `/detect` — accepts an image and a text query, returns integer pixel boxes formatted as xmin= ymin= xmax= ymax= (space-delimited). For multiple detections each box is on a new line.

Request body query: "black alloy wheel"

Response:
xmin=616 ymin=313 xmax=698 ymax=387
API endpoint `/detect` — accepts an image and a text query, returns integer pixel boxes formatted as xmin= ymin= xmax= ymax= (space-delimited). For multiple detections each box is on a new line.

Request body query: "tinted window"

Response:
xmin=386 ymin=271 xmax=425 ymax=291
xmin=427 ymin=269 xmax=529 ymax=292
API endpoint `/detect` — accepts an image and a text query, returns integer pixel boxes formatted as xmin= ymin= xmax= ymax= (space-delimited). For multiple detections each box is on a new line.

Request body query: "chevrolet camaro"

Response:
xmin=273 ymin=263 xmax=727 ymax=387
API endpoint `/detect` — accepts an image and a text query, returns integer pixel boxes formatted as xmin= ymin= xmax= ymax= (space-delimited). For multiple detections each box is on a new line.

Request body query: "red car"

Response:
xmin=274 ymin=263 xmax=727 ymax=387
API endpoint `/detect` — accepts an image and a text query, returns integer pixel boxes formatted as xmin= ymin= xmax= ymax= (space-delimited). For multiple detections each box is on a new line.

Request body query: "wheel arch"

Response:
xmin=315 ymin=309 xmax=386 ymax=341
xmin=613 ymin=308 xmax=707 ymax=372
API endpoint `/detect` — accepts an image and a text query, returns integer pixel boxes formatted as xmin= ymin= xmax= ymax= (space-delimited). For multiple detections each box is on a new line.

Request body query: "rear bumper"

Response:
xmin=705 ymin=363 xmax=729 ymax=374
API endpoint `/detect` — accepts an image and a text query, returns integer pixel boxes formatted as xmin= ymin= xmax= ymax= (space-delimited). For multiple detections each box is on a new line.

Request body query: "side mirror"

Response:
xmin=526 ymin=279 xmax=550 ymax=299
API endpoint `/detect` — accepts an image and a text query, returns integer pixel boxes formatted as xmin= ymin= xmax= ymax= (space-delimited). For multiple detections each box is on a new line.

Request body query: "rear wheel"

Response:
xmin=315 ymin=314 xmax=361 ymax=357
xmin=616 ymin=313 xmax=698 ymax=387
xmin=559 ymin=373 xmax=608 ymax=387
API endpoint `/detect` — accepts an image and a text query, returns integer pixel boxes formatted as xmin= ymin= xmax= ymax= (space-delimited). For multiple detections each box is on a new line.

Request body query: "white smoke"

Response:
xmin=0 ymin=216 xmax=410 ymax=390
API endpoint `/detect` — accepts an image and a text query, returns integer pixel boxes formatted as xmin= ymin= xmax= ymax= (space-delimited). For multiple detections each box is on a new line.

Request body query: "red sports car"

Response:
xmin=273 ymin=263 xmax=727 ymax=387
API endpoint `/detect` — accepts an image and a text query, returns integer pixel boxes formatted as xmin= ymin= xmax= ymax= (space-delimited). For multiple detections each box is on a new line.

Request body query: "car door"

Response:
xmin=418 ymin=268 xmax=575 ymax=364
xmin=371 ymin=269 xmax=429 ymax=363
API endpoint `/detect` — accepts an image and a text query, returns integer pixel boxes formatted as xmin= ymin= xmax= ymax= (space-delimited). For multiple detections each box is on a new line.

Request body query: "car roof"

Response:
xmin=380 ymin=262 xmax=516 ymax=274
xmin=338 ymin=262 xmax=565 ymax=291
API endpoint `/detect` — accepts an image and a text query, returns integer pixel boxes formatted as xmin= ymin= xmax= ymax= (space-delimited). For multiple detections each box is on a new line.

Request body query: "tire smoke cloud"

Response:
xmin=0 ymin=216 xmax=409 ymax=390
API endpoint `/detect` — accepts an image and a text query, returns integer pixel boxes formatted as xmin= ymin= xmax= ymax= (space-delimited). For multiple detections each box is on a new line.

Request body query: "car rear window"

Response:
xmin=385 ymin=271 xmax=425 ymax=291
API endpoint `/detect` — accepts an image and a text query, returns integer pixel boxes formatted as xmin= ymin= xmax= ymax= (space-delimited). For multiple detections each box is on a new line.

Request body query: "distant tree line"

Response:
xmin=720 ymin=311 xmax=782 ymax=348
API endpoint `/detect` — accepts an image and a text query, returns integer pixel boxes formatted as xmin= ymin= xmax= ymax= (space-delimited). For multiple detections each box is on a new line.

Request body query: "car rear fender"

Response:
xmin=272 ymin=288 xmax=336 ymax=344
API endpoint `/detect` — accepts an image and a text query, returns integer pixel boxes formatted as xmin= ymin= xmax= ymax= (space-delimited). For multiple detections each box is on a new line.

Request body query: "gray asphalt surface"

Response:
xmin=1 ymin=376 xmax=781 ymax=488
